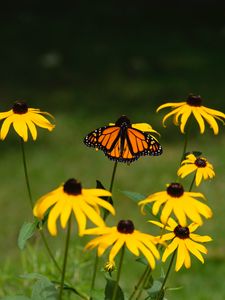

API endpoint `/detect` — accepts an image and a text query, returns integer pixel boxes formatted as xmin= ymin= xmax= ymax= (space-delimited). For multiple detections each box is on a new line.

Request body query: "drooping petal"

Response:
xmin=192 ymin=108 xmax=205 ymax=134
xmin=162 ymin=238 xmax=179 ymax=262
xmin=98 ymin=233 xmax=118 ymax=256
xmin=86 ymin=195 xmax=115 ymax=215
xmin=72 ymin=202 xmax=87 ymax=235
xmin=81 ymin=201 xmax=105 ymax=228
xmin=185 ymin=239 xmax=205 ymax=263
xmin=202 ymin=106 xmax=225 ymax=119
xmin=180 ymin=108 xmax=192 ymax=133
xmin=0 ymin=114 xmax=15 ymax=140
xmin=25 ymin=119 xmax=37 ymax=140
xmin=200 ymin=110 xmax=219 ymax=134
xmin=160 ymin=232 xmax=175 ymax=241
xmin=28 ymin=112 xmax=55 ymax=131
xmin=175 ymin=240 xmax=186 ymax=271
xmin=136 ymin=240 xmax=157 ymax=269
xmin=84 ymin=227 xmax=115 ymax=235
xmin=33 ymin=192 xmax=59 ymax=218
xmin=184 ymin=246 xmax=191 ymax=269
xmin=156 ymin=102 xmax=185 ymax=112
xmin=60 ymin=203 xmax=72 ymax=229
xmin=132 ymin=123 xmax=160 ymax=135
xmin=47 ymin=199 xmax=65 ymax=236
xmin=162 ymin=107 xmax=184 ymax=127
xmin=109 ymin=238 xmax=125 ymax=262
xmin=195 ymin=169 xmax=203 ymax=186
xmin=13 ymin=117 xmax=28 ymax=141
xmin=174 ymin=204 xmax=187 ymax=227
xmin=0 ymin=110 xmax=13 ymax=120
xmin=152 ymin=197 xmax=167 ymax=215
xmin=177 ymin=164 xmax=197 ymax=178
xmin=83 ymin=189 xmax=111 ymax=197
xmin=160 ymin=201 xmax=173 ymax=224
xmin=125 ymin=237 xmax=140 ymax=256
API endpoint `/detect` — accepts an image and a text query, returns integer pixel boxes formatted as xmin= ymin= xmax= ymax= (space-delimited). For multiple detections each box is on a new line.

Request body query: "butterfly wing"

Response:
xmin=84 ymin=126 xmax=162 ymax=163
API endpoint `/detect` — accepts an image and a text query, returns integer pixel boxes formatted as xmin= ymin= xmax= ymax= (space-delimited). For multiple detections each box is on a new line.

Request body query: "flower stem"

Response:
xmin=189 ymin=173 xmax=196 ymax=192
xmin=109 ymin=161 xmax=118 ymax=193
xmin=112 ymin=245 xmax=125 ymax=300
xmin=59 ymin=216 xmax=72 ymax=300
xmin=90 ymin=161 xmax=118 ymax=299
xmin=128 ymin=266 xmax=149 ymax=300
xmin=181 ymin=130 xmax=189 ymax=163
xmin=20 ymin=139 xmax=33 ymax=208
xmin=39 ymin=229 xmax=62 ymax=273
xmin=135 ymin=267 xmax=152 ymax=300
xmin=156 ymin=251 xmax=176 ymax=300
xmin=20 ymin=139 xmax=61 ymax=274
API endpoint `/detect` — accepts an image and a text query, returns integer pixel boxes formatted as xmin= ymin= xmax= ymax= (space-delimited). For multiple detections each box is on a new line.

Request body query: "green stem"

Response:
xmin=181 ymin=130 xmax=189 ymax=163
xmin=20 ymin=139 xmax=33 ymax=208
xmin=109 ymin=161 xmax=118 ymax=193
xmin=59 ymin=217 xmax=72 ymax=300
xmin=89 ymin=251 xmax=99 ymax=300
xmin=90 ymin=161 xmax=118 ymax=299
xmin=39 ymin=230 xmax=62 ymax=273
xmin=112 ymin=245 xmax=125 ymax=300
xmin=189 ymin=173 xmax=196 ymax=192
xmin=20 ymin=139 xmax=62 ymax=274
xmin=135 ymin=267 xmax=151 ymax=300
xmin=156 ymin=251 xmax=176 ymax=300
xmin=128 ymin=266 xmax=149 ymax=300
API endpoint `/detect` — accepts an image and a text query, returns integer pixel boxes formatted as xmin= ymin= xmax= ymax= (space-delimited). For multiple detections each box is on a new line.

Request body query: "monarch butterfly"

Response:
xmin=84 ymin=115 xmax=162 ymax=163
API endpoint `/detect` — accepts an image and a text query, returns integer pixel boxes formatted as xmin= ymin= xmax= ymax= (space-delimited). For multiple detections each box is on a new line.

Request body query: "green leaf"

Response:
xmin=18 ymin=222 xmax=37 ymax=250
xmin=1 ymin=297 xmax=30 ymax=300
xmin=31 ymin=276 xmax=58 ymax=300
xmin=104 ymin=278 xmax=124 ymax=300
xmin=147 ymin=280 xmax=164 ymax=299
xmin=121 ymin=190 xmax=146 ymax=203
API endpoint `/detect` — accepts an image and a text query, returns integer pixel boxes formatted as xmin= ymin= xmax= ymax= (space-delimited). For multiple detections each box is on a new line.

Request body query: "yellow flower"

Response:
xmin=138 ymin=183 xmax=212 ymax=226
xmin=178 ymin=153 xmax=215 ymax=186
xmin=157 ymin=94 xmax=225 ymax=134
xmin=150 ymin=218 xmax=212 ymax=271
xmin=104 ymin=260 xmax=116 ymax=274
xmin=84 ymin=220 xmax=160 ymax=269
xmin=33 ymin=178 xmax=115 ymax=236
xmin=0 ymin=101 xmax=55 ymax=141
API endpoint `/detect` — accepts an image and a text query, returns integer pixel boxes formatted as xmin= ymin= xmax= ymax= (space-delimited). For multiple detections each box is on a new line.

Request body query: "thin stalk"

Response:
xmin=20 ymin=139 xmax=61 ymax=273
xmin=181 ymin=130 xmax=189 ymax=164
xmin=156 ymin=251 xmax=176 ymax=300
xmin=128 ymin=266 xmax=149 ymax=300
xmin=39 ymin=230 xmax=62 ymax=273
xmin=189 ymin=173 xmax=196 ymax=192
xmin=112 ymin=245 xmax=125 ymax=300
xmin=90 ymin=161 xmax=118 ymax=299
xmin=20 ymin=139 xmax=33 ymax=208
xmin=59 ymin=217 xmax=72 ymax=300
xmin=135 ymin=267 xmax=152 ymax=300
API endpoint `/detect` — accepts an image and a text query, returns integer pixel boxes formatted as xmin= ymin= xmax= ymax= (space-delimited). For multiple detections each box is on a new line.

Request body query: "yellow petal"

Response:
xmin=0 ymin=110 xmax=13 ymax=120
xmin=184 ymin=246 xmax=191 ymax=269
xmin=125 ymin=237 xmax=140 ymax=256
xmin=84 ymin=226 xmax=115 ymax=235
xmin=136 ymin=241 xmax=156 ymax=269
xmin=162 ymin=238 xmax=178 ymax=262
xmin=33 ymin=193 xmax=58 ymax=219
xmin=175 ymin=240 xmax=186 ymax=271
xmin=28 ymin=112 xmax=55 ymax=131
xmin=189 ymin=233 xmax=212 ymax=243
xmin=160 ymin=201 xmax=173 ymax=224
xmin=202 ymin=106 xmax=225 ymax=119
xmin=132 ymin=123 xmax=160 ymax=135
xmin=83 ymin=189 xmax=111 ymax=197
xmin=25 ymin=119 xmax=37 ymax=140
xmin=200 ymin=110 xmax=219 ymax=134
xmin=193 ymin=108 xmax=205 ymax=134
xmin=81 ymin=201 xmax=105 ymax=228
xmin=180 ymin=108 xmax=191 ymax=133
xmin=0 ymin=114 xmax=15 ymax=140
xmin=47 ymin=199 xmax=65 ymax=236
xmin=177 ymin=164 xmax=197 ymax=178
xmin=156 ymin=102 xmax=185 ymax=112
xmin=86 ymin=196 xmax=115 ymax=215
xmin=72 ymin=202 xmax=87 ymax=236
xmin=185 ymin=239 xmax=205 ymax=263
xmin=109 ymin=238 xmax=125 ymax=262
xmin=13 ymin=117 xmax=28 ymax=141
xmin=160 ymin=232 xmax=175 ymax=241
xmin=195 ymin=169 xmax=203 ymax=186
xmin=162 ymin=107 xmax=183 ymax=127
xmin=98 ymin=233 xmax=118 ymax=256
xmin=60 ymin=203 xmax=72 ymax=229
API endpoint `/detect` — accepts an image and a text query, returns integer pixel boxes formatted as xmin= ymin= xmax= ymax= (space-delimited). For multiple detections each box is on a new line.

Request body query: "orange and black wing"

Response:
xmin=84 ymin=126 xmax=162 ymax=163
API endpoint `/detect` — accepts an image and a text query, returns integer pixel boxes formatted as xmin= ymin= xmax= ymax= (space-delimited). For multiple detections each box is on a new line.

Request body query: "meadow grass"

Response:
xmin=0 ymin=111 xmax=224 ymax=299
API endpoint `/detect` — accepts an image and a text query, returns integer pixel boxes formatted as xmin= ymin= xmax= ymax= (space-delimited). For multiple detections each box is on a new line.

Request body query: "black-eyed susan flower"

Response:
xmin=33 ymin=179 xmax=115 ymax=236
xmin=0 ymin=101 xmax=55 ymax=141
xmin=84 ymin=220 xmax=160 ymax=269
xmin=150 ymin=218 xmax=212 ymax=271
xmin=178 ymin=153 xmax=215 ymax=186
xmin=157 ymin=94 xmax=225 ymax=135
xmin=138 ymin=183 xmax=212 ymax=226
xmin=84 ymin=115 xmax=162 ymax=163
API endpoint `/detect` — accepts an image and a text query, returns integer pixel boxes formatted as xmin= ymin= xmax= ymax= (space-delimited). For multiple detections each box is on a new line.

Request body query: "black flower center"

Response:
xmin=115 ymin=115 xmax=131 ymax=127
xmin=117 ymin=220 xmax=134 ymax=234
xmin=195 ymin=157 xmax=207 ymax=168
xmin=167 ymin=183 xmax=184 ymax=197
xmin=174 ymin=225 xmax=190 ymax=239
xmin=12 ymin=101 xmax=28 ymax=114
xmin=63 ymin=178 xmax=82 ymax=195
xmin=186 ymin=94 xmax=202 ymax=107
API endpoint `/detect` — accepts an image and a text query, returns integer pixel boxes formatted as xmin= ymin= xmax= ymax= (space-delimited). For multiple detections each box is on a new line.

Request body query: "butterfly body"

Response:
xmin=84 ymin=116 xmax=162 ymax=163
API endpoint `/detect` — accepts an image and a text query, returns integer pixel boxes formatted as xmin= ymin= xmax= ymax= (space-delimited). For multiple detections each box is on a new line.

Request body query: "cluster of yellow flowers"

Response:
xmin=0 ymin=96 xmax=224 ymax=278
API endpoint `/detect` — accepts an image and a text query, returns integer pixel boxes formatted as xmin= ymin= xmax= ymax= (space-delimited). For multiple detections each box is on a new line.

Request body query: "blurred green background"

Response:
xmin=0 ymin=1 xmax=225 ymax=299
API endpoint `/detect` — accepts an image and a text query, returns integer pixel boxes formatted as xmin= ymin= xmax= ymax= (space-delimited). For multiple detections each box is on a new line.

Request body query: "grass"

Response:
xmin=0 ymin=110 xmax=224 ymax=299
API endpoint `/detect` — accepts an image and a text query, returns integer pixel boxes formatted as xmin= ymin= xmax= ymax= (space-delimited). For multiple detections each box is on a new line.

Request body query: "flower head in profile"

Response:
xmin=104 ymin=260 xmax=116 ymax=275
xmin=0 ymin=101 xmax=55 ymax=141
xmin=157 ymin=94 xmax=225 ymax=134
xmin=138 ymin=183 xmax=212 ymax=226
xmin=84 ymin=220 xmax=160 ymax=269
xmin=84 ymin=115 xmax=162 ymax=164
xmin=150 ymin=218 xmax=212 ymax=271
xmin=33 ymin=178 xmax=115 ymax=236
xmin=178 ymin=153 xmax=215 ymax=186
